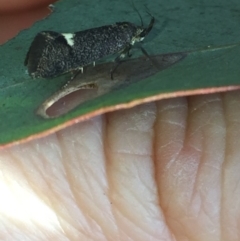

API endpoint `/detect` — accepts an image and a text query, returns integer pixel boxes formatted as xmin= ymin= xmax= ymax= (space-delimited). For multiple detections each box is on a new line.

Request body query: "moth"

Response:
xmin=24 ymin=12 xmax=154 ymax=79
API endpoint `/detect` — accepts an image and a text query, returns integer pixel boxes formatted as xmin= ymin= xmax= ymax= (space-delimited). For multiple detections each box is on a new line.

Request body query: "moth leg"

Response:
xmin=111 ymin=44 xmax=132 ymax=80
xmin=71 ymin=66 xmax=84 ymax=80
xmin=140 ymin=46 xmax=160 ymax=70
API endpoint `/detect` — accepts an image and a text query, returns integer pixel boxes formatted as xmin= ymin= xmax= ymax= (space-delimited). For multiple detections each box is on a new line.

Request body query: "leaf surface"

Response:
xmin=0 ymin=0 xmax=240 ymax=146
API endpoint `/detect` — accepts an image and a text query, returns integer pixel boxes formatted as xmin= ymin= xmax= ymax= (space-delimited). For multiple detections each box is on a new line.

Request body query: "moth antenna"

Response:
xmin=140 ymin=46 xmax=159 ymax=70
xmin=130 ymin=1 xmax=143 ymax=27
xmin=143 ymin=4 xmax=154 ymax=19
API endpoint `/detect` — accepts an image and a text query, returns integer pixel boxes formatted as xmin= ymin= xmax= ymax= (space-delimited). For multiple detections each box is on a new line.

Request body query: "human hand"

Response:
xmin=1 ymin=93 xmax=240 ymax=241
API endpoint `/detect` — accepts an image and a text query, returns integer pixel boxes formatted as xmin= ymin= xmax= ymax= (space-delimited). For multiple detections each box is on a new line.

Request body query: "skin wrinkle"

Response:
xmin=185 ymin=95 xmax=224 ymax=241
xmin=152 ymin=109 xmax=177 ymax=241
xmin=175 ymin=152 xmax=200 ymax=207
xmin=221 ymin=92 xmax=240 ymax=241
xmin=117 ymin=158 xmax=155 ymax=203
xmin=1 ymin=147 xmax=68 ymax=240
xmin=46 ymin=184 xmax=86 ymax=238
xmin=65 ymin=154 xmax=115 ymax=240
xmin=155 ymin=98 xmax=187 ymax=240
xmin=160 ymin=120 xmax=186 ymax=128
xmin=231 ymin=177 xmax=240 ymax=197
xmin=157 ymin=97 xmax=209 ymax=240
xmin=10 ymin=145 xmax=58 ymax=205
xmin=103 ymin=115 xmax=122 ymax=241
xmin=98 ymin=143 xmax=126 ymax=241
xmin=114 ymin=211 xmax=155 ymax=241
xmin=187 ymin=96 xmax=222 ymax=139
xmin=0 ymin=219 xmax=16 ymax=241
xmin=33 ymin=135 xmax=96 ymax=240
xmin=32 ymin=141 xmax=66 ymax=189
xmin=13 ymin=152 xmax=60 ymax=223
xmin=112 ymin=190 xmax=169 ymax=241
xmin=188 ymin=117 xmax=225 ymax=140
xmin=157 ymin=102 xmax=188 ymax=113
xmin=187 ymin=109 xmax=204 ymax=233
xmin=188 ymin=143 xmax=202 ymax=153
xmin=113 ymin=209 xmax=159 ymax=241
xmin=164 ymin=98 xmax=188 ymax=168
xmin=0 ymin=157 xmax=35 ymax=240
xmin=106 ymin=111 xmax=155 ymax=156
xmin=156 ymin=97 xmax=188 ymax=176
xmin=106 ymin=103 xmax=173 ymax=240
xmin=74 ymin=117 xmax=118 ymax=239
xmin=188 ymin=115 xmax=220 ymax=136
xmin=158 ymin=140 xmax=183 ymax=150
xmin=111 ymin=184 xmax=158 ymax=239
xmin=16 ymin=146 xmax=70 ymax=239
xmin=189 ymin=96 xmax=222 ymax=114
xmin=119 ymin=140 xmax=151 ymax=155
xmin=203 ymin=162 xmax=221 ymax=171
xmin=175 ymin=158 xmax=200 ymax=237
xmin=56 ymin=120 xmax=114 ymax=241
xmin=105 ymin=114 xmax=132 ymax=241
xmin=220 ymin=93 xmax=230 ymax=241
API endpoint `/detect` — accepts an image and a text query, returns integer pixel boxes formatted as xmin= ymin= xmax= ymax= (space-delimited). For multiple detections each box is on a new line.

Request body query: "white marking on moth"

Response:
xmin=93 ymin=61 xmax=95 ymax=67
xmin=62 ymin=33 xmax=75 ymax=46
xmin=120 ymin=53 xmax=126 ymax=58
xmin=131 ymin=28 xmax=145 ymax=45
xmin=131 ymin=36 xmax=144 ymax=45
xmin=78 ymin=67 xmax=83 ymax=73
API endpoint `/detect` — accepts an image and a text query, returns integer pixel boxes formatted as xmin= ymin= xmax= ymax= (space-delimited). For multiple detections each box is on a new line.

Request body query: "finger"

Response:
xmin=0 ymin=0 xmax=53 ymax=44
xmin=155 ymin=94 xmax=228 ymax=241
xmin=0 ymin=0 xmax=53 ymax=13
xmin=105 ymin=103 xmax=174 ymax=240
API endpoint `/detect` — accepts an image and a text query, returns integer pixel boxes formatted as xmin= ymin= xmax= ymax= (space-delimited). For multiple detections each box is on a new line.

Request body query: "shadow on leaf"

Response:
xmin=37 ymin=52 xmax=186 ymax=118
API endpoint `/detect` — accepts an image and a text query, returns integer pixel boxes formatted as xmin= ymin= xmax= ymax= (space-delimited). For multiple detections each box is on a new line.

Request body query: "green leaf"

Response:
xmin=0 ymin=0 xmax=240 ymax=146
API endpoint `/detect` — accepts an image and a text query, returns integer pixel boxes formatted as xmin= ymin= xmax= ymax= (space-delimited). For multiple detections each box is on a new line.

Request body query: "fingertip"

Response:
xmin=0 ymin=1 xmax=55 ymax=44
xmin=0 ymin=0 xmax=55 ymax=13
